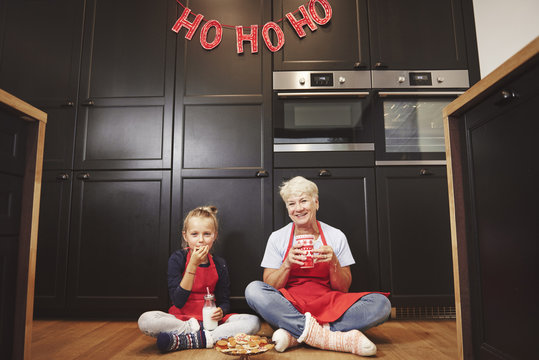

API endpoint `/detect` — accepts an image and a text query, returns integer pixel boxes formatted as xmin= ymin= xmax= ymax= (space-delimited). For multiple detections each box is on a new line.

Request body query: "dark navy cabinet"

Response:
xmin=376 ymin=166 xmax=454 ymax=307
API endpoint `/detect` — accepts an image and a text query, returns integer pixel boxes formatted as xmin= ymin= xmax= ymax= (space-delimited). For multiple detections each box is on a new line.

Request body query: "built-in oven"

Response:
xmin=273 ymin=71 xmax=374 ymax=153
xmin=372 ymin=70 xmax=469 ymax=165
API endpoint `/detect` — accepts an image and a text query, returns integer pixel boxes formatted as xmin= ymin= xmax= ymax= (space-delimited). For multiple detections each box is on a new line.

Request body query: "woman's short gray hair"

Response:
xmin=279 ymin=176 xmax=319 ymax=202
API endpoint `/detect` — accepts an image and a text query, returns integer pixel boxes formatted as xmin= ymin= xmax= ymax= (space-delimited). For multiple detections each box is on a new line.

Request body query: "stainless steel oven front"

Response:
xmin=273 ymin=71 xmax=374 ymax=153
xmin=372 ymin=70 xmax=469 ymax=164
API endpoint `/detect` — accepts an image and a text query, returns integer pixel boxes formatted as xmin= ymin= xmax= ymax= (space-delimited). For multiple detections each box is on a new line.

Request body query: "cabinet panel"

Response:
xmin=0 ymin=110 xmax=27 ymax=176
xmin=0 ymin=236 xmax=17 ymax=360
xmin=0 ymin=0 xmax=83 ymax=102
xmin=68 ymin=171 xmax=170 ymax=315
xmin=34 ymin=171 xmax=72 ymax=312
xmin=183 ymin=105 xmax=264 ymax=169
xmin=368 ymin=0 xmax=467 ymax=70
xmin=76 ymin=106 xmax=166 ymax=168
xmin=41 ymin=107 xmax=77 ymax=170
xmin=83 ymin=0 xmax=168 ymax=98
xmin=463 ymin=67 xmax=538 ymax=360
xmin=273 ymin=0 xmax=370 ymax=70
xmin=376 ymin=166 xmax=453 ymax=306
xmin=182 ymin=0 xmax=269 ymax=96
xmin=75 ymin=0 xmax=175 ymax=169
xmin=180 ymin=176 xmax=271 ymax=304
xmin=274 ymin=168 xmax=379 ymax=291
xmin=0 ymin=173 xmax=22 ymax=236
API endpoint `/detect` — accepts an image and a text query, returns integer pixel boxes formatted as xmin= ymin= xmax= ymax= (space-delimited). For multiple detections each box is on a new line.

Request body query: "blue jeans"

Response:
xmin=245 ymin=280 xmax=391 ymax=338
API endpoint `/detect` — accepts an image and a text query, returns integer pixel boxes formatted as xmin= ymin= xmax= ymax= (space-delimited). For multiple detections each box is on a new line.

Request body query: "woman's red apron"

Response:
xmin=279 ymin=221 xmax=387 ymax=324
xmin=169 ymin=250 xmax=232 ymax=323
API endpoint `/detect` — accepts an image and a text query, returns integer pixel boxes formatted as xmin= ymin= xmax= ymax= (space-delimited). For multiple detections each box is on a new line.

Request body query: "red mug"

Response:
xmin=295 ymin=235 xmax=314 ymax=269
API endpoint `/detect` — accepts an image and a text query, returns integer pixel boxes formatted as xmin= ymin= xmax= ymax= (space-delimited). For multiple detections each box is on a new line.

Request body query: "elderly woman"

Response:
xmin=245 ymin=176 xmax=391 ymax=356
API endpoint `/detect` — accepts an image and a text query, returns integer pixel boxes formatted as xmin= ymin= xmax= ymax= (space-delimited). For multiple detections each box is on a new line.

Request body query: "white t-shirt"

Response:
xmin=260 ymin=221 xmax=356 ymax=269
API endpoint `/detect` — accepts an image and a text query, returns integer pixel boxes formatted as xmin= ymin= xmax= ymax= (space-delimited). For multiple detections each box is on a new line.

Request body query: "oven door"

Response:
xmin=374 ymin=91 xmax=464 ymax=163
xmin=273 ymin=91 xmax=374 ymax=148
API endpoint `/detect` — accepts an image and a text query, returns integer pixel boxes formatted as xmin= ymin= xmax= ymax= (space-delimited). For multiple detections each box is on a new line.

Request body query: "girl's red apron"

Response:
xmin=169 ymin=250 xmax=232 ymax=323
xmin=279 ymin=221 xmax=388 ymax=324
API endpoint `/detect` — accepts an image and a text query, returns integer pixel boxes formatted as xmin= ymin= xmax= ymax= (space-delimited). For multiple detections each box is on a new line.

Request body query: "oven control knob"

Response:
xmin=339 ymin=76 xmax=346 ymax=84
xmin=437 ymin=77 xmax=445 ymax=83
xmin=299 ymin=77 xmax=306 ymax=85
xmin=398 ymin=76 xmax=406 ymax=83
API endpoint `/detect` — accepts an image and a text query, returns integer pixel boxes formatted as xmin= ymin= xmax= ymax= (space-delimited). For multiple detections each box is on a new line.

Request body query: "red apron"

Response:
xmin=279 ymin=221 xmax=386 ymax=324
xmin=169 ymin=250 xmax=232 ymax=323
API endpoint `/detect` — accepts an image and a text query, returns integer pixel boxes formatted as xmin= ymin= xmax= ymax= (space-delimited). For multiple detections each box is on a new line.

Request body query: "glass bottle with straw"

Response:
xmin=203 ymin=287 xmax=218 ymax=330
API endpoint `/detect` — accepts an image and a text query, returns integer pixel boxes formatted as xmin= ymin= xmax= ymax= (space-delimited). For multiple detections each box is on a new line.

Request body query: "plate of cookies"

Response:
xmin=215 ymin=333 xmax=275 ymax=358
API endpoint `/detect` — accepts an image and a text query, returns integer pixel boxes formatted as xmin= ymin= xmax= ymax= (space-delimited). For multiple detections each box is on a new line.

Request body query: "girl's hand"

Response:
xmin=211 ymin=307 xmax=224 ymax=321
xmin=284 ymin=242 xmax=308 ymax=268
xmin=314 ymin=245 xmax=335 ymax=264
xmin=190 ymin=245 xmax=209 ymax=266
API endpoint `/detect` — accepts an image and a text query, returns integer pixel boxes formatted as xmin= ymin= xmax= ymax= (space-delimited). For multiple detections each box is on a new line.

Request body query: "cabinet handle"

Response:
xmin=78 ymin=173 xmax=90 ymax=180
xmin=353 ymin=62 xmax=365 ymax=69
xmin=318 ymin=169 xmax=332 ymax=177
xmin=56 ymin=173 xmax=70 ymax=181
xmin=375 ymin=62 xmax=387 ymax=69
xmin=62 ymin=100 xmax=75 ymax=107
xmin=495 ymin=89 xmax=519 ymax=106
xmin=81 ymin=99 xmax=95 ymax=106
xmin=255 ymin=170 xmax=269 ymax=178
xmin=419 ymin=169 xmax=433 ymax=176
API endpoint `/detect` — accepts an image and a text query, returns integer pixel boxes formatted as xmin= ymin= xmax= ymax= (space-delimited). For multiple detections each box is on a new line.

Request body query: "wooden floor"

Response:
xmin=30 ymin=318 xmax=457 ymax=359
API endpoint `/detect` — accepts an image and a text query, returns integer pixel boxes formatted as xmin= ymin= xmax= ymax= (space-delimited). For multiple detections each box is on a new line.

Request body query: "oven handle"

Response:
xmin=378 ymin=91 xmax=465 ymax=97
xmin=277 ymin=92 xmax=370 ymax=98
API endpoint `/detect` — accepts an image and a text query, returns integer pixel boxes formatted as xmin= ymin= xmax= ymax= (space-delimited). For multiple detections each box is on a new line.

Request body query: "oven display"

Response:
xmin=409 ymin=72 xmax=432 ymax=86
xmin=311 ymin=73 xmax=334 ymax=87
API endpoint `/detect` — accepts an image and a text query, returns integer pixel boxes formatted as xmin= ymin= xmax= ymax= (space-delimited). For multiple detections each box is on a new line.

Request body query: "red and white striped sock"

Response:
xmin=298 ymin=312 xmax=377 ymax=356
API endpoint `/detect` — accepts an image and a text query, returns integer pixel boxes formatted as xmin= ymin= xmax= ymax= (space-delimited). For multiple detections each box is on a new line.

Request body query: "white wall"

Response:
xmin=472 ymin=0 xmax=539 ymax=78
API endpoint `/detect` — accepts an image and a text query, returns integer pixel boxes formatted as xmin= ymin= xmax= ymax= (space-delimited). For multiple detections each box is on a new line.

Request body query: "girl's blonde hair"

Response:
xmin=182 ymin=205 xmax=219 ymax=233
xmin=279 ymin=176 xmax=319 ymax=202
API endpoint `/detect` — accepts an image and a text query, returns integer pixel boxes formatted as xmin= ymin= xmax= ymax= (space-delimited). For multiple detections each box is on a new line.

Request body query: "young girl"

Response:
xmin=138 ymin=206 xmax=260 ymax=352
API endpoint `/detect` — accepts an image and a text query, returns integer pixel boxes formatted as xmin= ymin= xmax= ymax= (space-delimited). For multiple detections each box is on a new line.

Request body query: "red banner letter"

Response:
xmin=200 ymin=20 xmax=222 ymax=50
xmin=285 ymin=5 xmax=317 ymax=38
xmin=308 ymin=0 xmax=332 ymax=25
xmin=262 ymin=22 xmax=285 ymax=52
xmin=236 ymin=25 xmax=259 ymax=54
xmin=171 ymin=7 xmax=203 ymax=40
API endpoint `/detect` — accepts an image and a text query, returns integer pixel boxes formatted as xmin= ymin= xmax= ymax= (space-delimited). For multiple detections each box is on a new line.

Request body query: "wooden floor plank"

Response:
xmin=30 ymin=319 xmax=457 ymax=359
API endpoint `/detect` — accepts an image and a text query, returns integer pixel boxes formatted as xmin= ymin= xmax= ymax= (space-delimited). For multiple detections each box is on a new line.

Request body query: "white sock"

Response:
xmin=187 ymin=318 xmax=200 ymax=333
xmin=272 ymin=328 xmax=299 ymax=352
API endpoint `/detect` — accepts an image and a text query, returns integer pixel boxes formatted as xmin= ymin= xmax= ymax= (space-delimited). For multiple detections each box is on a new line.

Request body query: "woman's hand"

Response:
xmin=189 ymin=245 xmax=209 ymax=267
xmin=284 ymin=242 xmax=308 ymax=268
xmin=314 ymin=245 xmax=335 ymax=264
xmin=211 ymin=307 xmax=224 ymax=321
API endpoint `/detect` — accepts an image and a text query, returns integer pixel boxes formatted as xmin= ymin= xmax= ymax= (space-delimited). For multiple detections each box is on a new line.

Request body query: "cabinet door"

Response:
xmin=368 ymin=0 xmax=467 ymax=70
xmin=273 ymin=0 xmax=370 ymax=70
xmin=0 ymin=0 xmax=84 ymax=171
xmin=34 ymin=171 xmax=72 ymax=313
xmin=376 ymin=166 xmax=453 ymax=306
xmin=178 ymin=172 xmax=272 ymax=311
xmin=462 ymin=64 xmax=538 ymax=360
xmin=274 ymin=168 xmax=379 ymax=291
xmin=0 ymin=110 xmax=27 ymax=359
xmin=75 ymin=0 xmax=175 ymax=170
xmin=0 ymin=0 xmax=83 ymax=103
xmin=67 ymin=171 xmax=170 ymax=316
xmin=180 ymin=0 xmax=270 ymax=97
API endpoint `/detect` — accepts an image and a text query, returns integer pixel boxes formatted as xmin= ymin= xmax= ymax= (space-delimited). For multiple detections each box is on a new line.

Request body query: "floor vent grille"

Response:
xmin=391 ymin=306 xmax=456 ymax=320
